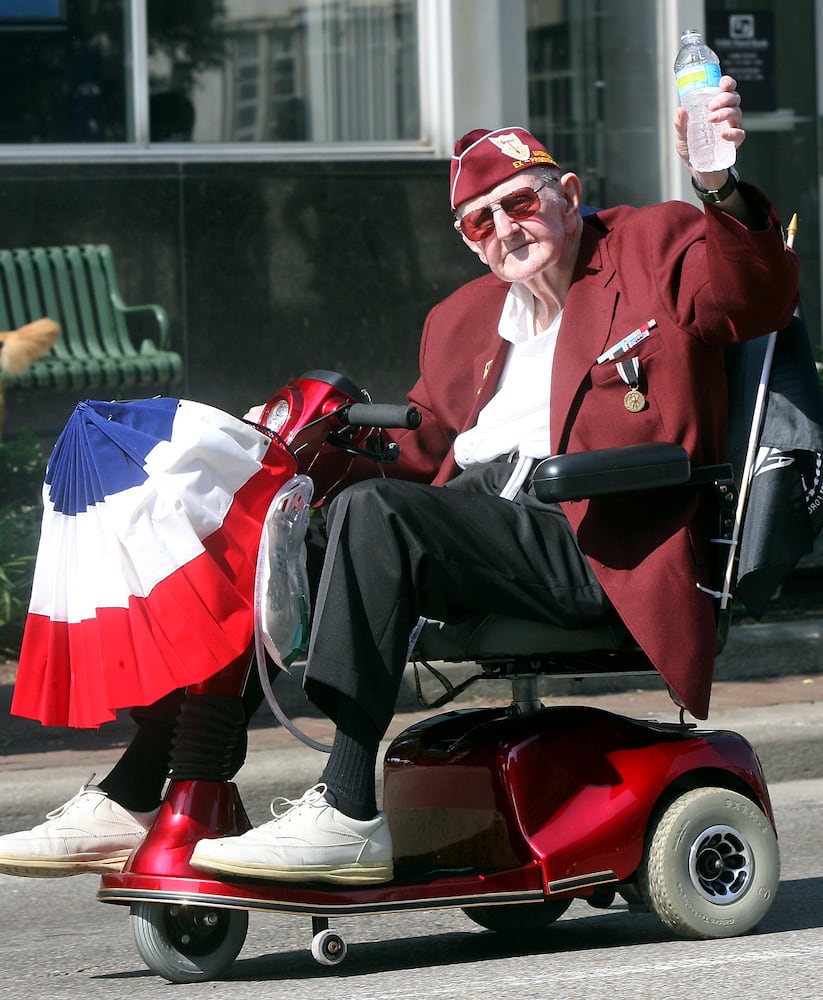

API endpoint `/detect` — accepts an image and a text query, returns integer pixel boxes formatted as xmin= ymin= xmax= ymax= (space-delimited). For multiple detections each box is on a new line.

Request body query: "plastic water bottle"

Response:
xmin=674 ymin=29 xmax=736 ymax=172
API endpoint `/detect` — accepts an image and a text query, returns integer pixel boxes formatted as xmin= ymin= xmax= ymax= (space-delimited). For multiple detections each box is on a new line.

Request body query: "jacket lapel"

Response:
xmin=550 ymin=219 xmax=618 ymax=453
xmin=472 ymin=338 xmax=509 ymax=403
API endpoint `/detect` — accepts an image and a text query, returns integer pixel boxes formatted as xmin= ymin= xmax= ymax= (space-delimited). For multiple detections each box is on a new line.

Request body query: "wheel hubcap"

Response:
xmin=688 ymin=824 xmax=754 ymax=904
xmin=165 ymin=905 xmax=229 ymax=955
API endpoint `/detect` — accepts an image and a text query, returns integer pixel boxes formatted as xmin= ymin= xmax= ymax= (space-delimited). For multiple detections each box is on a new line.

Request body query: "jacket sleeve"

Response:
xmin=650 ymin=184 xmax=799 ymax=346
xmin=382 ymin=307 xmax=460 ymax=482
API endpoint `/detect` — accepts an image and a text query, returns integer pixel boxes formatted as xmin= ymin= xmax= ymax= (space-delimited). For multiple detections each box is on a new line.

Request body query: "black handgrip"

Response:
xmin=342 ymin=403 xmax=422 ymax=429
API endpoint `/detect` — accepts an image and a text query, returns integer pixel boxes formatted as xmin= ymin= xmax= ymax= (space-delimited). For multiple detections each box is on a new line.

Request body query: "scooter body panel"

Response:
xmin=99 ymin=705 xmax=773 ymax=917
xmin=382 ymin=705 xmax=774 ymax=894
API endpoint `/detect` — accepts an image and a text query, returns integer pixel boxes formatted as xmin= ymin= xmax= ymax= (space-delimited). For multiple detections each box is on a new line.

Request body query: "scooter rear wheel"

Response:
xmin=462 ymin=898 xmax=571 ymax=933
xmin=130 ymin=901 xmax=249 ymax=983
xmin=639 ymin=785 xmax=780 ymax=939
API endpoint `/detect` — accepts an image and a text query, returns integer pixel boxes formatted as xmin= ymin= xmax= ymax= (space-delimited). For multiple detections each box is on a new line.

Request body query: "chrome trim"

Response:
xmin=547 ymin=870 xmax=618 ymax=893
xmin=98 ymin=885 xmax=546 ymax=916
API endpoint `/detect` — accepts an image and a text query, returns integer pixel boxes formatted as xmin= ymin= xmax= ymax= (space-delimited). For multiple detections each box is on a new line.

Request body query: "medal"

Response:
xmin=616 ymin=357 xmax=646 ymax=413
xmin=623 ymin=387 xmax=646 ymax=412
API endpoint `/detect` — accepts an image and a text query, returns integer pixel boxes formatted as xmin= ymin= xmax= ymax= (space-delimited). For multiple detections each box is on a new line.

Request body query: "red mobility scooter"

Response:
xmin=95 ymin=319 xmax=818 ymax=982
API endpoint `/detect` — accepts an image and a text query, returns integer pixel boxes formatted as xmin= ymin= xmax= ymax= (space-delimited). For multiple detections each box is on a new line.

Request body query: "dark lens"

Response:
xmin=460 ymin=207 xmax=494 ymax=241
xmin=459 ymin=186 xmax=542 ymax=241
xmin=500 ymin=188 xmax=541 ymax=219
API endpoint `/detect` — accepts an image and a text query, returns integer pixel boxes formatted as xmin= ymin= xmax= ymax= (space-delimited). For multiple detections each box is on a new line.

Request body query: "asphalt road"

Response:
xmin=1 ymin=670 xmax=821 ymax=998
xmin=0 ymin=777 xmax=820 ymax=1000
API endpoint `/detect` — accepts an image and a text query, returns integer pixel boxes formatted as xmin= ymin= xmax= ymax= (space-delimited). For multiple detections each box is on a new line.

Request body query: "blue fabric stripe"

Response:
xmin=45 ymin=398 xmax=180 ymax=515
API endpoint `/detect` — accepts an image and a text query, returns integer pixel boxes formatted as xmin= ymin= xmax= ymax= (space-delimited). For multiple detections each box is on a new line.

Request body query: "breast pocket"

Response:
xmin=588 ymin=340 xmax=668 ymax=442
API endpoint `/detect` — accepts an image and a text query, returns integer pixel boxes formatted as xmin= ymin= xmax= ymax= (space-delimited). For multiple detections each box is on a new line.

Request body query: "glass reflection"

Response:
xmin=148 ymin=0 xmax=419 ymax=143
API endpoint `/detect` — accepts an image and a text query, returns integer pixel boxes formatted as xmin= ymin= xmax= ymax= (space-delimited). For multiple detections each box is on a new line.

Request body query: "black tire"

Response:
xmin=462 ymin=898 xmax=571 ymax=932
xmin=639 ymin=786 xmax=780 ymax=939
xmin=130 ymin=901 xmax=249 ymax=983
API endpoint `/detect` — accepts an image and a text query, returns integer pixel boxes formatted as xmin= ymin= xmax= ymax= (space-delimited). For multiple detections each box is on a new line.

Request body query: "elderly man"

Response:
xmin=0 ymin=77 xmax=798 ymax=885
xmin=187 ymin=77 xmax=798 ymax=884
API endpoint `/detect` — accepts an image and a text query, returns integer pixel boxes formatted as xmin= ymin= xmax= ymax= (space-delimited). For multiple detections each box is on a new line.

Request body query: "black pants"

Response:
xmin=117 ymin=463 xmax=608 ymax=805
xmin=304 ymin=463 xmax=610 ymax=735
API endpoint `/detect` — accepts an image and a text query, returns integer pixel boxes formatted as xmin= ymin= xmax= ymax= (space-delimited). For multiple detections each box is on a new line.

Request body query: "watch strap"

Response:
xmin=691 ymin=166 xmax=740 ymax=205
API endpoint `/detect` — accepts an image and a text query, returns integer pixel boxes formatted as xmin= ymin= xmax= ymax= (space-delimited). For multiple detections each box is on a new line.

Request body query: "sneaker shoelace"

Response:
xmin=268 ymin=783 xmax=327 ymax=822
xmin=44 ymin=773 xmax=98 ymax=821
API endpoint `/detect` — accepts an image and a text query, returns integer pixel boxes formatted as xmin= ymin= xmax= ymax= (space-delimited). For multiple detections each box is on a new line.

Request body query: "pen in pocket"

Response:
xmin=597 ymin=319 xmax=657 ymax=365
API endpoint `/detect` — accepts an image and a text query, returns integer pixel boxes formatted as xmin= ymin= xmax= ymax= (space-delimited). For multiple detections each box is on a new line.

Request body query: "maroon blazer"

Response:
xmin=387 ymin=186 xmax=798 ymax=718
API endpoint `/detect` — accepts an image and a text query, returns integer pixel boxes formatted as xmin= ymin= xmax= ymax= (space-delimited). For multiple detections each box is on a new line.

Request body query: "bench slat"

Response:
xmin=31 ymin=247 xmax=103 ymax=391
xmin=0 ymin=250 xmax=28 ymax=330
xmin=47 ymin=248 xmax=116 ymax=389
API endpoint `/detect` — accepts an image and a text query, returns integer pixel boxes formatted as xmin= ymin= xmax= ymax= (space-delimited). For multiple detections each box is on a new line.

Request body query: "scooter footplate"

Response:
xmin=98 ymin=865 xmax=546 ymax=916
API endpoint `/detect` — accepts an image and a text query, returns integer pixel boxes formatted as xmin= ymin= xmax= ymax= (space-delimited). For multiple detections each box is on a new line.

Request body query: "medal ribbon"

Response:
xmin=616 ymin=357 xmax=641 ymax=390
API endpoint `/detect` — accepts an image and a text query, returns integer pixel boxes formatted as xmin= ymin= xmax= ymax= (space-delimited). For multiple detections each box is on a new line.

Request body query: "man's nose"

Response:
xmin=492 ymin=205 xmax=519 ymax=237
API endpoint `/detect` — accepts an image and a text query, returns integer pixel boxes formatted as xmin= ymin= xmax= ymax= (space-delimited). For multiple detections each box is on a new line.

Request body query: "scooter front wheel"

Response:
xmin=639 ymin=785 xmax=780 ymax=939
xmin=462 ymin=898 xmax=571 ymax=933
xmin=130 ymin=901 xmax=249 ymax=983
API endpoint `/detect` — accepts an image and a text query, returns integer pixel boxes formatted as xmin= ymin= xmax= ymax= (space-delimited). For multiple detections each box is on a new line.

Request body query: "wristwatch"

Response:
xmin=691 ymin=166 xmax=740 ymax=205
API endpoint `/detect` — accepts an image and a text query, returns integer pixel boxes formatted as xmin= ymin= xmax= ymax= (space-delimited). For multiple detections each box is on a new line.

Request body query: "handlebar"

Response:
xmin=341 ymin=403 xmax=422 ymax=430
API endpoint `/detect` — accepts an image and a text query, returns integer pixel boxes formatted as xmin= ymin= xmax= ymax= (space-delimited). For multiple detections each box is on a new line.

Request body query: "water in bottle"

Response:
xmin=674 ymin=29 xmax=736 ymax=172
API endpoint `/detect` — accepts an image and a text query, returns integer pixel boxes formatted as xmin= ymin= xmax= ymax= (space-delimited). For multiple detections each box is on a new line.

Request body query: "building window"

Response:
xmin=181 ymin=0 xmax=420 ymax=144
xmin=526 ymin=1 xmax=606 ymax=205
xmin=526 ymin=0 xmax=661 ymax=210
xmin=0 ymin=0 xmax=128 ymax=143
xmin=0 ymin=0 xmax=420 ymax=146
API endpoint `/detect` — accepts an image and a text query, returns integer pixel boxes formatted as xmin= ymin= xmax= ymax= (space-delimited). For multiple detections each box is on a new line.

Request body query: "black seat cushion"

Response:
xmin=414 ymin=612 xmax=633 ymax=663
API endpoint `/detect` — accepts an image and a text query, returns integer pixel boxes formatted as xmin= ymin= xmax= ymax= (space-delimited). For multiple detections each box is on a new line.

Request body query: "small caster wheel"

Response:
xmin=310 ymin=927 xmax=348 ymax=966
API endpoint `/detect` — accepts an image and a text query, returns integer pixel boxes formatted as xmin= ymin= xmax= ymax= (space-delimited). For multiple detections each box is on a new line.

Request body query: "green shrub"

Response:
xmin=0 ymin=431 xmax=46 ymax=655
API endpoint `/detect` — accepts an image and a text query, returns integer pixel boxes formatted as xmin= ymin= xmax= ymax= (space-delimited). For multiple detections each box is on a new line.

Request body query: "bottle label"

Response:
xmin=676 ymin=62 xmax=721 ymax=96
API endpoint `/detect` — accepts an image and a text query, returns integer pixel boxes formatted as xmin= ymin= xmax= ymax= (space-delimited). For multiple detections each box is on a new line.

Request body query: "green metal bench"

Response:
xmin=0 ymin=244 xmax=182 ymax=392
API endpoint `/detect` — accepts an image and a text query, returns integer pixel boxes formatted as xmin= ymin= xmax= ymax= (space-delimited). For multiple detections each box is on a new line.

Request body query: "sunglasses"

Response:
xmin=456 ymin=182 xmax=549 ymax=242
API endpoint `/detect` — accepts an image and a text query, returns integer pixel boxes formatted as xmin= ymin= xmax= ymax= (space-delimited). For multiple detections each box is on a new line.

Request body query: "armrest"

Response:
xmin=532 ymin=443 xmax=691 ymax=503
xmin=113 ymin=297 xmax=171 ymax=349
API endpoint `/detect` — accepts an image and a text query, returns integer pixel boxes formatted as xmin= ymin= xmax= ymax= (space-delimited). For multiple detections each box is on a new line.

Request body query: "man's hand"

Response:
xmin=674 ymin=74 xmax=763 ymax=228
xmin=674 ymin=74 xmax=745 ymax=189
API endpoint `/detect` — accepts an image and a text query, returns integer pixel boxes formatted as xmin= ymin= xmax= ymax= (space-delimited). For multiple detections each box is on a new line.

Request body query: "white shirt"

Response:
xmin=453 ymin=283 xmax=561 ymax=470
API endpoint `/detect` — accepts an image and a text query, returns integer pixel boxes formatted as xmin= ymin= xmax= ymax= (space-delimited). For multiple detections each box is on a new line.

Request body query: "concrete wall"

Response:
xmin=1 ymin=158 xmax=486 ymax=444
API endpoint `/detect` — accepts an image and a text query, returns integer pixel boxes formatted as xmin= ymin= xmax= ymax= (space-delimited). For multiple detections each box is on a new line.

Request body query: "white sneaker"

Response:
xmin=190 ymin=784 xmax=393 ymax=885
xmin=0 ymin=777 xmax=159 ymax=878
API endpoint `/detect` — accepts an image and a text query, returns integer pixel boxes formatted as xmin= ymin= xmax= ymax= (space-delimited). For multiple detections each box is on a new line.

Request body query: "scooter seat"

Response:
xmin=414 ymin=612 xmax=634 ymax=663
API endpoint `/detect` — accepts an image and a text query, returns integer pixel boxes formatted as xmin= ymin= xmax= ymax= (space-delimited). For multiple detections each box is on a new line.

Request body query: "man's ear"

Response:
xmin=559 ymin=172 xmax=583 ymax=223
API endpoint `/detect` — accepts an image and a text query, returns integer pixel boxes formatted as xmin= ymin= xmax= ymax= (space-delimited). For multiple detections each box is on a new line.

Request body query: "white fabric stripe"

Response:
xmin=29 ymin=401 xmax=271 ymax=623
